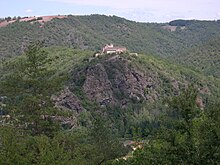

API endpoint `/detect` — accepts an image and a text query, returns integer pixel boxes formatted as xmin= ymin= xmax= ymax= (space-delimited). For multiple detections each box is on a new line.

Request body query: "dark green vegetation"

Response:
xmin=0 ymin=44 xmax=129 ymax=164
xmin=0 ymin=15 xmax=220 ymax=58
xmin=1 ymin=15 xmax=220 ymax=78
xmin=173 ymin=37 xmax=220 ymax=78
xmin=1 ymin=41 xmax=220 ymax=164
xmin=113 ymin=88 xmax=220 ymax=165
xmin=0 ymin=15 xmax=220 ymax=164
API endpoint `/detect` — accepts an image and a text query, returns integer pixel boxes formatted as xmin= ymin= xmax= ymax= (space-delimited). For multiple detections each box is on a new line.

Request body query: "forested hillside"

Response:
xmin=0 ymin=15 xmax=220 ymax=164
xmin=173 ymin=37 xmax=220 ymax=78
xmin=1 ymin=44 xmax=220 ymax=164
xmin=1 ymin=15 xmax=220 ymax=60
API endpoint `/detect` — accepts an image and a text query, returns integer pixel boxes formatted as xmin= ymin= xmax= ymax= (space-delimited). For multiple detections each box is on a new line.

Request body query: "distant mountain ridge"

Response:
xmin=0 ymin=15 xmax=67 ymax=28
xmin=173 ymin=37 xmax=220 ymax=78
xmin=0 ymin=14 xmax=220 ymax=78
xmin=1 ymin=14 xmax=220 ymax=58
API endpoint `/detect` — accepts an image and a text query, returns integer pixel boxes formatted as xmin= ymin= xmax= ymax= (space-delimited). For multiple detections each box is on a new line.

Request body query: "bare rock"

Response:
xmin=83 ymin=63 xmax=115 ymax=106
xmin=53 ymin=87 xmax=85 ymax=113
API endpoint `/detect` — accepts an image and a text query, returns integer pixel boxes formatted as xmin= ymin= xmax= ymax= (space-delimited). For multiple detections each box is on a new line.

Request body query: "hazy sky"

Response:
xmin=1 ymin=0 xmax=220 ymax=22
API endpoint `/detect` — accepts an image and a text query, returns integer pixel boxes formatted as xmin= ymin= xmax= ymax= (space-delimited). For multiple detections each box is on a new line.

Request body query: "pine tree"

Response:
xmin=91 ymin=116 xmax=128 ymax=164
xmin=126 ymin=87 xmax=201 ymax=164
xmin=0 ymin=42 xmax=62 ymax=136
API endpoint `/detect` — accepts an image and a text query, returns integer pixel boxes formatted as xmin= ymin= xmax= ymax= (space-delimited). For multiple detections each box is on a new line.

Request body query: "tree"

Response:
xmin=90 ymin=116 xmax=129 ymax=164
xmin=197 ymin=102 xmax=220 ymax=164
xmin=5 ymin=16 xmax=11 ymax=22
xmin=161 ymin=86 xmax=200 ymax=164
xmin=0 ymin=42 xmax=62 ymax=136
xmin=124 ymin=87 xmax=201 ymax=164
xmin=0 ymin=126 xmax=93 ymax=164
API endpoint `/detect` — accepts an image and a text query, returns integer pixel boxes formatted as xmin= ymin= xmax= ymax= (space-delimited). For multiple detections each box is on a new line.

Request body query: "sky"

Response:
xmin=1 ymin=0 xmax=220 ymax=22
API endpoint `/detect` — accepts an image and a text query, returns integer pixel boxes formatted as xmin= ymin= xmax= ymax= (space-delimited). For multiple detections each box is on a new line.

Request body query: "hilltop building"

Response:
xmin=102 ymin=44 xmax=127 ymax=54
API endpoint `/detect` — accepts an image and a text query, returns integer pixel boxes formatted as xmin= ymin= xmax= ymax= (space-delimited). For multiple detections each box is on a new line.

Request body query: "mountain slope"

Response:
xmin=1 ymin=15 xmax=220 ymax=60
xmin=1 ymin=46 xmax=220 ymax=136
xmin=2 ymin=46 xmax=219 ymax=102
xmin=173 ymin=37 xmax=220 ymax=78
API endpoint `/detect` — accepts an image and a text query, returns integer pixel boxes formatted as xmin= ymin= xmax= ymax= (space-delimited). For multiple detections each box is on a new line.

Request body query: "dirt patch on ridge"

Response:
xmin=0 ymin=15 xmax=67 ymax=27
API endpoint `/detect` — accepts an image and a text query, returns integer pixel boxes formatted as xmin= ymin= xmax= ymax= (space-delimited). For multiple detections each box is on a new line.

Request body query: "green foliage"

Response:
xmin=90 ymin=116 xmax=129 ymax=164
xmin=156 ymin=87 xmax=200 ymax=164
xmin=169 ymin=19 xmax=196 ymax=26
xmin=119 ymin=87 xmax=220 ymax=164
xmin=173 ymin=37 xmax=220 ymax=78
xmin=1 ymin=15 xmax=220 ymax=82
xmin=197 ymin=103 xmax=220 ymax=164
xmin=0 ymin=15 xmax=220 ymax=163
xmin=0 ymin=45 xmax=131 ymax=164
xmin=0 ymin=42 xmax=64 ymax=136
xmin=0 ymin=121 xmax=129 ymax=164
xmin=1 ymin=15 xmax=220 ymax=61
xmin=0 ymin=126 xmax=90 ymax=164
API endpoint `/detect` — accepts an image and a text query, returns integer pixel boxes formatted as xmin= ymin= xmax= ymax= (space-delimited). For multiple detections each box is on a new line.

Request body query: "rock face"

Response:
xmin=103 ymin=56 xmax=158 ymax=103
xmin=52 ymin=87 xmax=86 ymax=128
xmin=72 ymin=55 xmax=162 ymax=107
xmin=53 ymin=87 xmax=85 ymax=113
xmin=196 ymin=96 xmax=205 ymax=110
xmin=83 ymin=63 xmax=115 ymax=106
xmin=64 ymin=54 xmax=210 ymax=111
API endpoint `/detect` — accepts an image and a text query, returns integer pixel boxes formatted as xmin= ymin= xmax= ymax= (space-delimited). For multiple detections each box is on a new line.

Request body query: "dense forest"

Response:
xmin=0 ymin=15 xmax=220 ymax=164
xmin=1 ymin=15 xmax=220 ymax=78
xmin=173 ymin=37 xmax=220 ymax=78
xmin=0 ymin=15 xmax=220 ymax=57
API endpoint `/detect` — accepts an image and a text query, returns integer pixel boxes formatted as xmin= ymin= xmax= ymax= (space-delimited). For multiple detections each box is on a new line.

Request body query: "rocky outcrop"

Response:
xmin=42 ymin=115 xmax=78 ymax=129
xmin=83 ymin=63 xmax=115 ymax=106
xmin=104 ymin=56 xmax=161 ymax=103
xmin=54 ymin=115 xmax=78 ymax=129
xmin=53 ymin=87 xmax=85 ymax=113
xmin=55 ymin=54 xmax=210 ymax=115
xmin=79 ymin=55 xmax=161 ymax=107
xmin=196 ymin=96 xmax=205 ymax=110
